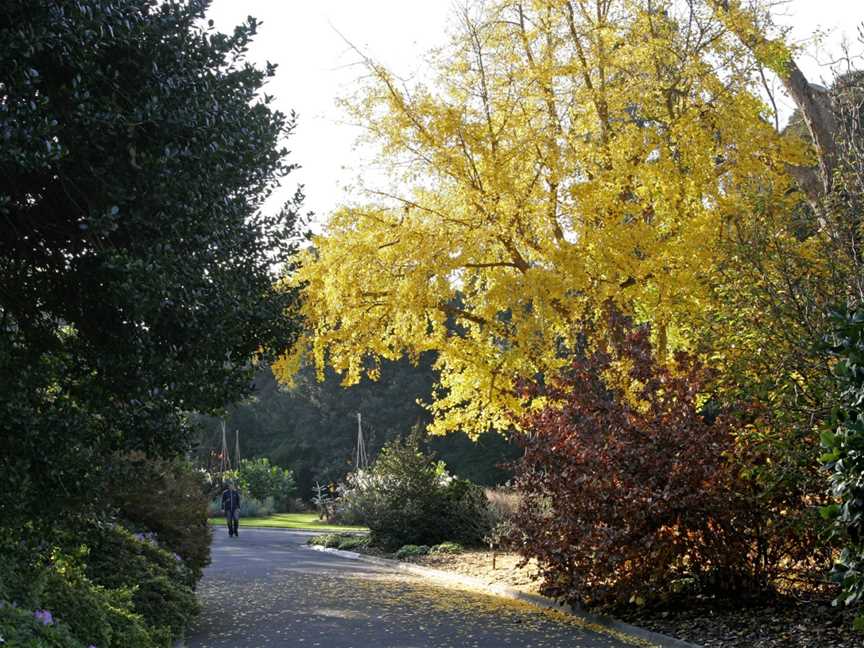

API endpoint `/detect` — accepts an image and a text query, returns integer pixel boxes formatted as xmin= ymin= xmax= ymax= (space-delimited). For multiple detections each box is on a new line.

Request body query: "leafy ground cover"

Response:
xmin=307 ymin=531 xmax=859 ymax=645
xmin=616 ymin=596 xmax=858 ymax=648
xmin=412 ymin=549 xmax=860 ymax=648
xmin=307 ymin=533 xmax=371 ymax=551
xmin=207 ymin=513 xmax=366 ymax=532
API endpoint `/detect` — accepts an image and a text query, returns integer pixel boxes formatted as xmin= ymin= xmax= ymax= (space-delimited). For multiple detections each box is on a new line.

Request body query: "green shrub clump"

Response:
xmin=85 ymin=525 xmax=199 ymax=640
xmin=430 ymin=542 xmax=463 ymax=555
xmin=0 ymin=539 xmax=161 ymax=648
xmin=209 ymin=494 xmax=277 ymax=519
xmin=0 ymin=604 xmax=92 ymax=648
xmin=308 ymin=533 xmax=369 ymax=551
xmin=308 ymin=533 xmax=341 ymax=548
xmin=335 ymin=535 xmax=370 ymax=551
xmin=0 ymin=427 xmax=201 ymax=643
xmin=239 ymin=496 xmax=276 ymax=518
xmin=336 ymin=433 xmax=492 ymax=550
xmin=221 ymin=458 xmax=296 ymax=514
xmin=106 ymin=453 xmax=212 ymax=582
xmin=395 ymin=544 xmax=430 ymax=559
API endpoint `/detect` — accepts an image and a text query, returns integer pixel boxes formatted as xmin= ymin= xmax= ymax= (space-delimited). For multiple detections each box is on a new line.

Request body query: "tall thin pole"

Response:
xmin=220 ymin=421 xmax=231 ymax=474
xmin=235 ymin=428 xmax=241 ymax=468
xmin=355 ymin=412 xmax=368 ymax=470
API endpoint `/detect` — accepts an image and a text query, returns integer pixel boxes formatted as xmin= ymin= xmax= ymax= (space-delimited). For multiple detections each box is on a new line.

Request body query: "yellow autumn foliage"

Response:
xmin=275 ymin=0 xmax=813 ymax=437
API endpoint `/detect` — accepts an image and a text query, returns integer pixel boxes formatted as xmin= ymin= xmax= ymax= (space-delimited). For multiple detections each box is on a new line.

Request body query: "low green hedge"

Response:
xmin=0 ymin=524 xmax=198 ymax=648
xmin=307 ymin=533 xmax=370 ymax=551
xmin=395 ymin=544 xmax=430 ymax=559
xmin=430 ymin=542 xmax=463 ymax=554
xmin=308 ymin=534 xmax=467 ymax=560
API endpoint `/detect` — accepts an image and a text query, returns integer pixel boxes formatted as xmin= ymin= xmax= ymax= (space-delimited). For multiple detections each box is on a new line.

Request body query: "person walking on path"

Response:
xmin=221 ymin=481 xmax=241 ymax=537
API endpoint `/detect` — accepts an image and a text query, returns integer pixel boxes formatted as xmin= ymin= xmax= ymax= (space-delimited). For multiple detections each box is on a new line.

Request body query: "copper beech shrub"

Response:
xmin=510 ymin=323 xmax=819 ymax=607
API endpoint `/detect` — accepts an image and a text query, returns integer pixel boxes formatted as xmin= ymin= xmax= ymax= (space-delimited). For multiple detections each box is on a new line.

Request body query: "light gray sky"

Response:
xmin=206 ymin=1 xmax=864 ymax=227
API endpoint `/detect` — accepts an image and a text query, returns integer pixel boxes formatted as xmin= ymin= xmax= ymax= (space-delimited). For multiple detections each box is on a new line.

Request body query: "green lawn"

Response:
xmin=208 ymin=512 xmax=367 ymax=532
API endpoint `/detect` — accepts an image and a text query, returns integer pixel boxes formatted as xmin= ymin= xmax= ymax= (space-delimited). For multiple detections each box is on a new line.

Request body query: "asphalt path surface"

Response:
xmin=185 ymin=528 xmax=645 ymax=648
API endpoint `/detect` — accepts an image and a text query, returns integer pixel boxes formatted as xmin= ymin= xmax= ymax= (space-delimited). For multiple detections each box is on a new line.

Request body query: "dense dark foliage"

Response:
xmin=811 ymin=70 xmax=864 ymax=626
xmin=822 ymin=307 xmax=864 ymax=627
xmin=0 ymin=0 xmax=302 ymax=642
xmin=0 ymin=604 xmax=93 ymax=648
xmin=85 ymin=525 xmax=199 ymax=640
xmin=0 ymin=524 xmax=194 ymax=647
xmin=0 ymin=0 xmax=302 ymax=529
xmin=105 ymin=453 xmax=212 ymax=581
xmin=512 ymin=321 xmax=827 ymax=607
xmin=195 ymin=360 xmax=519 ymax=498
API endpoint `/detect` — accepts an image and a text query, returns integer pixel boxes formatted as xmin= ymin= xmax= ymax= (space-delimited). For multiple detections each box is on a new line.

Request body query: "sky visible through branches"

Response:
xmin=206 ymin=0 xmax=863 ymax=229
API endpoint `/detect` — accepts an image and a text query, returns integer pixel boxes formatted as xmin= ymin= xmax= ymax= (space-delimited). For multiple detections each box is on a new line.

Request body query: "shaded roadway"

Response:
xmin=185 ymin=527 xmax=646 ymax=648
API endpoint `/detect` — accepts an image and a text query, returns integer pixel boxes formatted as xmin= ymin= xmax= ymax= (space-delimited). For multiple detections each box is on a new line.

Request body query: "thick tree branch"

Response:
xmin=785 ymin=164 xmax=824 ymax=205
xmin=706 ymin=0 xmax=838 ymax=199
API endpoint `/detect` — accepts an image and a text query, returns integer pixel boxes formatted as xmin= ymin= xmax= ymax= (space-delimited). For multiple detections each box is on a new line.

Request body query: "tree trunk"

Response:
xmin=707 ymin=0 xmax=838 ymax=203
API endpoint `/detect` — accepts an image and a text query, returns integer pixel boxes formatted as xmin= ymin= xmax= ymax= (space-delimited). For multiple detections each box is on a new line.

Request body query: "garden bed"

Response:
xmin=614 ymin=593 xmax=859 ymax=648
xmin=423 ymin=553 xmax=861 ymax=648
xmin=317 ymin=537 xmax=860 ymax=648
xmin=414 ymin=548 xmax=541 ymax=593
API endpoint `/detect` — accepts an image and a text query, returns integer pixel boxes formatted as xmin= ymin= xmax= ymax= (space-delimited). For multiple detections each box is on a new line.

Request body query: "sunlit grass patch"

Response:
xmin=207 ymin=512 xmax=367 ymax=532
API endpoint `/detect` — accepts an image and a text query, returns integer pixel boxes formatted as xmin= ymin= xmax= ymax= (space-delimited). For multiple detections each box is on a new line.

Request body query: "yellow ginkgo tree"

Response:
xmin=277 ymin=0 xmax=811 ymax=437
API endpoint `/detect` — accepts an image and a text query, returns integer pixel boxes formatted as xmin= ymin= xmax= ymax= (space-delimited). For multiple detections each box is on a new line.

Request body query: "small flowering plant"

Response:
xmin=0 ymin=599 xmax=97 ymax=647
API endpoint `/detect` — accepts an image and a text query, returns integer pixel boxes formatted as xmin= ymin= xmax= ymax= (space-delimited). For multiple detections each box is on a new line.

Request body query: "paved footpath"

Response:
xmin=185 ymin=528 xmax=648 ymax=648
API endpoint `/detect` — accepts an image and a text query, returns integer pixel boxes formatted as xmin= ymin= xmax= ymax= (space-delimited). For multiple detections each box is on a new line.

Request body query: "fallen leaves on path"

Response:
xmin=189 ymin=567 xmax=655 ymax=647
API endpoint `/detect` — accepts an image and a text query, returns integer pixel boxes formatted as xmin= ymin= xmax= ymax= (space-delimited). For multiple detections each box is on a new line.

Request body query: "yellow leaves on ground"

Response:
xmin=276 ymin=0 xmax=814 ymax=437
xmin=195 ymin=568 xmax=655 ymax=647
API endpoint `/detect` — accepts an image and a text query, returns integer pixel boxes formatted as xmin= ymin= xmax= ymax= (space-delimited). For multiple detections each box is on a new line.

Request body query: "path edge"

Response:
xmin=306 ymin=544 xmax=702 ymax=648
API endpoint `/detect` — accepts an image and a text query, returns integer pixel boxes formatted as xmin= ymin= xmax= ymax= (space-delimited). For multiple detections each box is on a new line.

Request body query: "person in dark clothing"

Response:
xmin=221 ymin=481 xmax=241 ymax=537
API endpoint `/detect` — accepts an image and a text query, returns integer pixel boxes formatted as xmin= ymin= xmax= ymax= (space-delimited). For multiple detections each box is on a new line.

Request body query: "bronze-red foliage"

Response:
xmin=511 ymin=324 xmax=769 ymax=607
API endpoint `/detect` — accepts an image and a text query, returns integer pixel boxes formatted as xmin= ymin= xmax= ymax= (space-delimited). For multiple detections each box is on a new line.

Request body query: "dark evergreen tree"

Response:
xmin=0 ymin=0 xmax=302 ymax=530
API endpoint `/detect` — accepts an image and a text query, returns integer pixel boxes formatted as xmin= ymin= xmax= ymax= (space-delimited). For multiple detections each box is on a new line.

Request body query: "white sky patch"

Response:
xmin=206 ymin=0 xmax=449 ymax=232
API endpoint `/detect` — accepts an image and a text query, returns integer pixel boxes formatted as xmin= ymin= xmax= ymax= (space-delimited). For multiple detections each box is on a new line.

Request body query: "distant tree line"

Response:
xmin=192 ymin=354 xmax=520 ymax=498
